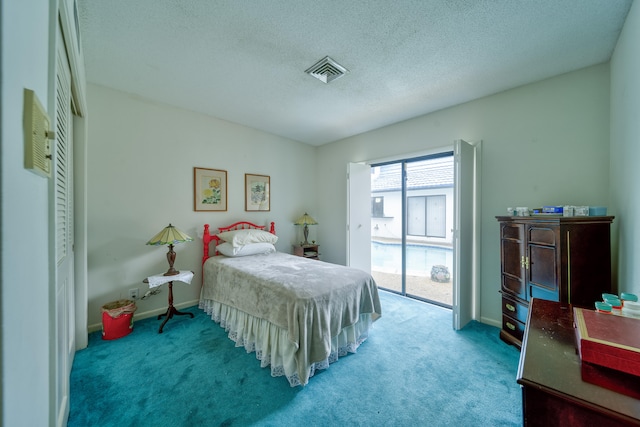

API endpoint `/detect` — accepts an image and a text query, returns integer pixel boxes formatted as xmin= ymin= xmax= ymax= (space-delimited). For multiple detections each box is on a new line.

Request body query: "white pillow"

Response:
xmin=217 ymin=229 xmax=278 ymax=248
xmin=216 ymin=242 xmax=276 ymax=257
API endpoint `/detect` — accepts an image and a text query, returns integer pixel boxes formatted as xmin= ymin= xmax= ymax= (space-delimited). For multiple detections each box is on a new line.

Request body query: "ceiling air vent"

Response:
xmin=305 ymin=56 xmax=348 ymax=83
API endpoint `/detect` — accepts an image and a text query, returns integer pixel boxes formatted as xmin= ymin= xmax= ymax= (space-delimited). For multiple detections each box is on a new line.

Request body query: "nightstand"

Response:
xmin=143 ymin=270 xmax=195 ymax=333
xmin=293 ymin=244 xmax=320 ymax=260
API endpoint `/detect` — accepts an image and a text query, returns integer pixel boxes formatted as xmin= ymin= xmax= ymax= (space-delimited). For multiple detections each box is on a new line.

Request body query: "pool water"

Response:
xmin=371 ymin=241 xmax=453 ymax=277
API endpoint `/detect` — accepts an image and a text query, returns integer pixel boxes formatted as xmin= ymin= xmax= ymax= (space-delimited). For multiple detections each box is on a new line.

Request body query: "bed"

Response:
xmin=198 ymin=221 xmax=381 ymax=386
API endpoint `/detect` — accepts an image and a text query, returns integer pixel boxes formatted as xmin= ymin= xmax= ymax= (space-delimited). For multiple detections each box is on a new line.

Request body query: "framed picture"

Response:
xmin=245 ymin=173 xmax=270 ymax=211
xmin=194 ymin=167 xmax=227 ymax=211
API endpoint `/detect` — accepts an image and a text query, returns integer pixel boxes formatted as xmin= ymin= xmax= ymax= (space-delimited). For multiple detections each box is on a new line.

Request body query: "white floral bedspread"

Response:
xmin=201 ymin=251 xmax=381 ymax=383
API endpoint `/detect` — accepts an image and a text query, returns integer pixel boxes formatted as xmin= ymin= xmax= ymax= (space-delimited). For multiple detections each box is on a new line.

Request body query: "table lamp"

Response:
xmin=146 ymin=224 xmax=193 ymax=276
xmin=294 ymin=213 xmax=318 ymax=245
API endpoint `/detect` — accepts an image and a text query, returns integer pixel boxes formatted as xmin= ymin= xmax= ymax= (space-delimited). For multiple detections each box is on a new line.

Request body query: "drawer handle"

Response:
xmin=506 ymin=322 xmax=516 ymax=331
xmin=505 ymin=303 xmax=516 ymax=312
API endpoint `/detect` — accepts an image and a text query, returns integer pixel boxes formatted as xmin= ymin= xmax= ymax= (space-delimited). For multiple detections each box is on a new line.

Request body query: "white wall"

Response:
xmin=1 ymin=0 xmax=54 ymax=425
xmin=85 ymin=84 xmax=318 ymax=328
xmin=316 ymin=64 xmax=612 ymax=326
xmin=610 ymin=0 xmax=640 ymax=297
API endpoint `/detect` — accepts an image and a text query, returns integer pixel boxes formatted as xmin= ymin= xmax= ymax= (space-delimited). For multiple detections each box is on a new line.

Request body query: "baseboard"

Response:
xmin=87 ymin=299 xmax=200 ymax=333
xmin=88 ymin=300 xmax=503 ymax=333
xmin=480 ymin=315 xmax=501 ymax=329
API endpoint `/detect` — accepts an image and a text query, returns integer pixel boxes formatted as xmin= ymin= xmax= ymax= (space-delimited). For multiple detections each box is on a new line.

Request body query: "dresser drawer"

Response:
xmin=502 ymin=275 xmax=526 ymax=300
xmin=502 ymin=315 xmax=525 ymax=343
xmin=502 ymin=294 xmax=529 ymax=324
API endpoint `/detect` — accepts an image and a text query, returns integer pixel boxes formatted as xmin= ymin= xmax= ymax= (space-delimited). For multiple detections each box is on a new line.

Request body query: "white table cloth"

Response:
xmin=146 ymin=270 xmax=194 ymax=288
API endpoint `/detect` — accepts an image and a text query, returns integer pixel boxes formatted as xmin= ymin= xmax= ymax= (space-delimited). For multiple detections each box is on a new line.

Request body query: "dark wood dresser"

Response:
xmin=496 ymin=215 xmax=614 ymax=348
xmin=517 ymin=298 xmax=640 ymax=426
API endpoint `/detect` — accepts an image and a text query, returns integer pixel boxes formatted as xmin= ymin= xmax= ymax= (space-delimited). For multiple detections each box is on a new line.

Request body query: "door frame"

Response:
xmin=348 ymin=144 xmax=480 ymax=327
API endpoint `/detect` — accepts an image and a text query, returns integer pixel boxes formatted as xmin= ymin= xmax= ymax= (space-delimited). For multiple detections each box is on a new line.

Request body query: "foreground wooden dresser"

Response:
xmin=517 ymin=298 xmax=640 ymax=426
xmin=496 ymin=215 xmax=614 ymax=348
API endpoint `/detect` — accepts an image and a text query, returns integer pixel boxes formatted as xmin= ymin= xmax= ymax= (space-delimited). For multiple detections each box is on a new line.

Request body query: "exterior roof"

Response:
xmin=372 ymin=156 xmax=453 ymax=192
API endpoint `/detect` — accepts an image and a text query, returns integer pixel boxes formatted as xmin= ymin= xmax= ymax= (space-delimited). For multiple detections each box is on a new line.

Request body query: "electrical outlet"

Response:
xmin=129 ymin=288 xmax=139 ymax=300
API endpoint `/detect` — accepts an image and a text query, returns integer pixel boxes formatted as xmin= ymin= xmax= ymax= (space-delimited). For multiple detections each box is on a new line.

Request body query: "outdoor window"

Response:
xmin=371 ymin=196 xmax=385 ymax=218
xmin=407 ymin=195 xmax=446 ymax=238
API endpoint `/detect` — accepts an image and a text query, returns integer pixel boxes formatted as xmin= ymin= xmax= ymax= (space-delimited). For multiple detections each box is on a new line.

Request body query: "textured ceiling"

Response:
xmin=78 ymin=0 xmax=633 ymax=146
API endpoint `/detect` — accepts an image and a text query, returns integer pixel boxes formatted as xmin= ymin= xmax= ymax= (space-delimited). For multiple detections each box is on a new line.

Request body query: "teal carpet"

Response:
xmin=69 ymin=291 xmax=522 ymax=426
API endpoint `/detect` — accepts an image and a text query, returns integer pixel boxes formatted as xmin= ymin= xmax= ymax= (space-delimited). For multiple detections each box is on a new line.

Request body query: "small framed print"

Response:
xmin=194 ymin=167 xmax=227 ymax=211
xmin=245 ymin=173 xmax=270 ymax=211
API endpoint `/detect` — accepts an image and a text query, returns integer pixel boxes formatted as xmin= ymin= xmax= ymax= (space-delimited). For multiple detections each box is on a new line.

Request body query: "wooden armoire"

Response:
xmin=496 ymin=215 xmax=614 ymax=348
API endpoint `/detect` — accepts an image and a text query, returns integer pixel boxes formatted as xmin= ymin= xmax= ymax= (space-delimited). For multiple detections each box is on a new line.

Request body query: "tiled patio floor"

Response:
xmin=371 ymin=270 xmax=452 ymax=307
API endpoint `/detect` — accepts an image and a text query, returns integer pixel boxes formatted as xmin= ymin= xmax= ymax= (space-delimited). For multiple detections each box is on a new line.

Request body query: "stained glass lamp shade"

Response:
xmin=146 ymin=224 xmax=193 ymax=276
xmin=294 ymin=213 xmax=318 ymax=245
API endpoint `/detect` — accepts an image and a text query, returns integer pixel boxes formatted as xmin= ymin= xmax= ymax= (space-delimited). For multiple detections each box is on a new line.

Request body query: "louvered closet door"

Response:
xmin=53 ymin=24 xmax=75 ymax=427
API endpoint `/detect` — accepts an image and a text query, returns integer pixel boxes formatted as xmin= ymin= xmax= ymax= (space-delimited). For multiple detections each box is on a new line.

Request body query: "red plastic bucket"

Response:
xmin=101 ymin=299 xmax=136 ymax=340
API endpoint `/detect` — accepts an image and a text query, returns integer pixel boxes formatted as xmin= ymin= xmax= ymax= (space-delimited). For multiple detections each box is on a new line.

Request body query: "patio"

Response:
xmin=371 ymin=270 xmax=452 ymax=307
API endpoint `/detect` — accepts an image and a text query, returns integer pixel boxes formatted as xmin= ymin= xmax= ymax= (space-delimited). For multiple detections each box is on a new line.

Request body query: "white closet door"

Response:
xmin=52 ymin=24 xmax=75 ymax=427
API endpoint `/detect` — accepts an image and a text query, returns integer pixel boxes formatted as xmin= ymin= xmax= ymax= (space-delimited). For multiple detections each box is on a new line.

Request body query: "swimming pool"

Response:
xmin=371 ymin=241 xmax=453 ymax=277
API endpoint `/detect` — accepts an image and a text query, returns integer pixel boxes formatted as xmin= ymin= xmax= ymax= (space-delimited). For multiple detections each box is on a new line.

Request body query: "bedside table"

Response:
xmin=293 ymin=244 xmax=320 ymax=260
xmin=143 ymin=270 xmax=195 ymax=333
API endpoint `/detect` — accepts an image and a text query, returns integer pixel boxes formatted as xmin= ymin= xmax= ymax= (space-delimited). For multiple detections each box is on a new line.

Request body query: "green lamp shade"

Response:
xmin=147 ymin=224 xmax=193 ymax=246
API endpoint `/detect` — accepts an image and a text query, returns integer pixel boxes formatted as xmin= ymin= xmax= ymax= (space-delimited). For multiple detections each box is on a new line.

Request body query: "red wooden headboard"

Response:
xmin=202 ymin=221 xmax=276 ymax=266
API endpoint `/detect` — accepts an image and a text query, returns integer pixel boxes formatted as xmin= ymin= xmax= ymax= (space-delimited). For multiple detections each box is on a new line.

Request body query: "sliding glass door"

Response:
xmin=370 ymin=153 xmax=454 ymax=307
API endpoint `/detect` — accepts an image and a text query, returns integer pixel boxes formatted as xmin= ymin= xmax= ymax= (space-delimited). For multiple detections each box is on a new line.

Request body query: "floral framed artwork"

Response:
xmin=194 ymin=167 xmax=227 ymax=211
xmin=245 ymin=173 xmax=270 ymax=211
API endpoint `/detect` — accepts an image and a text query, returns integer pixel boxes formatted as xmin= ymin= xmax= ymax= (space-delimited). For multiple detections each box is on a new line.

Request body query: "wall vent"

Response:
xmin=305 ymin=56 xmax=348 ymax=83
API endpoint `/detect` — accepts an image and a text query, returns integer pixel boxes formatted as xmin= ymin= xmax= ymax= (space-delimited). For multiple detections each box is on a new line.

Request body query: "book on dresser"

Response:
xmin=574 ymin=307 xmax=640 ymax=377
xmin=496 ymin=215 xmax=614 ymax=349
xmin=574 ymin=307 xmax=640 ymax=399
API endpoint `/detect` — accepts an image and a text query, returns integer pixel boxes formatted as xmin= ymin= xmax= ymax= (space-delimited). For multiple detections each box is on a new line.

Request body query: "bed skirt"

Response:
xmin=199 ymin=298 xmax=373 ymax=386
